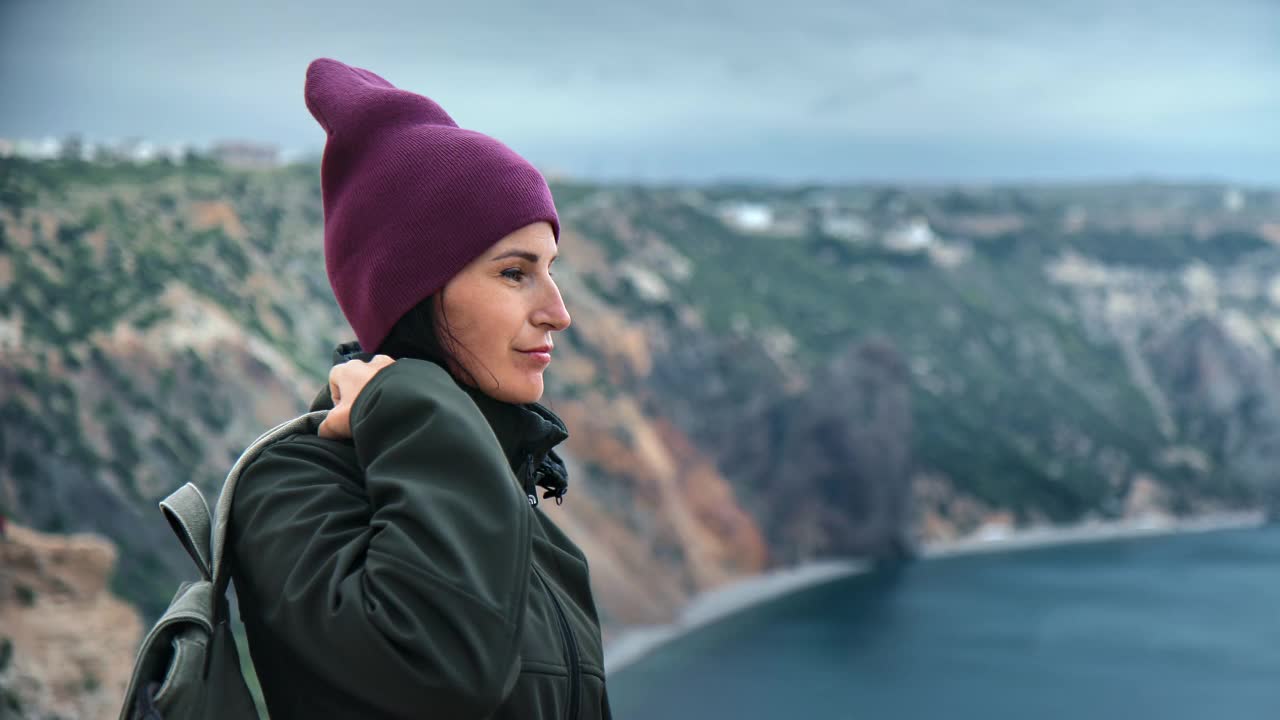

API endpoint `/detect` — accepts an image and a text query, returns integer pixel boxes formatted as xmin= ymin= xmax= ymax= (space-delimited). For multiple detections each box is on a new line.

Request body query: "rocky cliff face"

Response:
xmin=650 ymin=334 xmax=914 ymax=564
xmin=1149 ymin=315 xmax=1280 ymax=508
xmin=0 ymin=523 xmax=142 ymax=720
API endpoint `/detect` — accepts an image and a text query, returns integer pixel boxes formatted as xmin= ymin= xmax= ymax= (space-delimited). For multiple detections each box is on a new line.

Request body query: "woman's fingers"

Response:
xmin=328 ymin=364 xmax=344 ymax=404
xmin=318 ymin=405 xmax=350 ymax=440
xmin=317 ymin=355 xmax=397 ymax=440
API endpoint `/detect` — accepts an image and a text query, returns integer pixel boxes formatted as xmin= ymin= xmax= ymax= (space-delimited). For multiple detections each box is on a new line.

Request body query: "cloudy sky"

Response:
xmin=2 ymin=0 xmax=1277 ymax=183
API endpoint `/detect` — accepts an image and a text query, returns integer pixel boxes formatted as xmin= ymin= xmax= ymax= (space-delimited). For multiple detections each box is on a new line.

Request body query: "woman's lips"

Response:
xmin=517 ymin=348 xmax=552 ymax=365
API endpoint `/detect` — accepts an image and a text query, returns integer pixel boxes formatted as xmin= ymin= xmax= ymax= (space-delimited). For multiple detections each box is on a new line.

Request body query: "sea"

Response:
xmin=607 ymin=524 xmax=1280 ymax=720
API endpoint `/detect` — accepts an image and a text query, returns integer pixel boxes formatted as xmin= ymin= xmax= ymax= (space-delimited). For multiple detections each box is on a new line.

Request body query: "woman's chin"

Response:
xmin=487 ymin=372 xmax=544 ymax=405
xmin=516 ymin=373 xmax=546 ymax=403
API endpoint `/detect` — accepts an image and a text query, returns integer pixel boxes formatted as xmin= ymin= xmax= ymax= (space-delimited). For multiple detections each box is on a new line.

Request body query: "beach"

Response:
xmin=603 ymin=509 xmax=1270 ymax=674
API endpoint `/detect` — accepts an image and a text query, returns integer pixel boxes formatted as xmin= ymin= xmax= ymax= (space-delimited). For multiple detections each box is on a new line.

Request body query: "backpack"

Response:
xmin=119 ymin=410 xmax=329 ymax=720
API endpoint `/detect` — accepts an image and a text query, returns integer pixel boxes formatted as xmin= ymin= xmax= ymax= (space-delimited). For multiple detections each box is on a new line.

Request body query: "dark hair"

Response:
xmin=374 ymin=292 xmax=492 ymax=389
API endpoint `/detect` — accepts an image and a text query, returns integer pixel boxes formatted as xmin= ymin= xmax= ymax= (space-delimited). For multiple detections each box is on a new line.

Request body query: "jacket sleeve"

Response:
xmin=230 ymin=359 xmax=532 ymax=718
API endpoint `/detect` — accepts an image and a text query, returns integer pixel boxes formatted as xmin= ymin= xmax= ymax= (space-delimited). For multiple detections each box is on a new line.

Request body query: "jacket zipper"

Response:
xmin=532 ymin=564 xmax=581 ymax=720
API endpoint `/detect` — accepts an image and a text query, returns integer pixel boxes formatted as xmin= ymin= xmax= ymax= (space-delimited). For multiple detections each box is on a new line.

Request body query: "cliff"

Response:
xmin=0 ymin=523 xmax=142 ymax=719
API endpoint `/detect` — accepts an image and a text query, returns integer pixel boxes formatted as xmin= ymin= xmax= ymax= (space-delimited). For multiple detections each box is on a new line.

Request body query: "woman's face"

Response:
xmin=435 ymin=221 xmax=571 ymax=404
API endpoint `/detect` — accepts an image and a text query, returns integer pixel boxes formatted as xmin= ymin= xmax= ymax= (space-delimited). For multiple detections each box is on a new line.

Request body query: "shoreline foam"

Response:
xmin=603 ymin=509 xmax=1269 ymax=674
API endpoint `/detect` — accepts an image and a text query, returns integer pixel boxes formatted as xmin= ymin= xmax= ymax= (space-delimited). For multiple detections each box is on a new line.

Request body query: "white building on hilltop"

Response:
xmin=884 ymin=217 xmax=937 ymax=252
xmin=718 ymin=201 xmax=774 ymax=233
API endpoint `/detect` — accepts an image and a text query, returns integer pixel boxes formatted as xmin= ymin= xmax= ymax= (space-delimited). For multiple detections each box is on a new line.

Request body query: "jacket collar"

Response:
xmin=311 ymin=341 xmax=570 ymax=506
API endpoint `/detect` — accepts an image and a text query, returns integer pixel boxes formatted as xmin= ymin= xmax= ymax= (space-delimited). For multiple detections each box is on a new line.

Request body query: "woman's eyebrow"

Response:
xmin=490 ymin=249 xmax=558 ymax=263
xmin=490 ymin=250 xmax=538 ymax=262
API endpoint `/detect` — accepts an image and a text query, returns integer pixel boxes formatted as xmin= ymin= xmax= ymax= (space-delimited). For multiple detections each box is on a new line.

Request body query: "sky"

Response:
xmin=1 ymin=0 xmax=1277 ymax=184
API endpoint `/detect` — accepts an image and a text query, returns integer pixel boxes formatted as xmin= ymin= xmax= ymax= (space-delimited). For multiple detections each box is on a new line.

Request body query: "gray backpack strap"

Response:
xmin=159 ymin=484 xmax=214 ymax=581
xmin=209 ymin=409 xmax=329 ymax=594
xmin=119 ymin=409 xmax=331 ymax=720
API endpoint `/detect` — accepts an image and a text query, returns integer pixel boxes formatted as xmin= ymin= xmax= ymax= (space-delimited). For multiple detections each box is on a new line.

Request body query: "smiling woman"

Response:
xmin=210 ymin=58 xmax=611 ymax=720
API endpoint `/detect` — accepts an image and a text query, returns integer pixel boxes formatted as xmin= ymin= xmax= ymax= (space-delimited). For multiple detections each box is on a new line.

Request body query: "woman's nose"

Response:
xmin=534 ymin=278 xmax=572 ymax=331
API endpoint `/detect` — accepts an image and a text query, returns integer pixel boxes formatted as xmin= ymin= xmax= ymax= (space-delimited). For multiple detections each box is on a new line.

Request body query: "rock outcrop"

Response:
xmin=0 ymin=523 xmax=142 ymax=720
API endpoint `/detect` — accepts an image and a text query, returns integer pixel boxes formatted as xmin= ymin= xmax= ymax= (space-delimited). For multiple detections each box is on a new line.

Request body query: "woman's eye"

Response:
xmin=501 ymin=268 xmax=526 ymax=281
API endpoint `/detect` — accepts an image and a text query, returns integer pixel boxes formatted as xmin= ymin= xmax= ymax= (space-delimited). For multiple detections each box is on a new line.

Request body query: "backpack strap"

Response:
xmin=209 ymin=410 xmax=330 ymax=596
xmin=159 ymin=484 xmax=214 ymax=581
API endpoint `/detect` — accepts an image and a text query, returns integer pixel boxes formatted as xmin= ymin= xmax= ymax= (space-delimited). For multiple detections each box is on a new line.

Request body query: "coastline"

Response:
xmin=919 ymin=509 xmax=1268 ymax=558
xmin=603 ymin=559 xmax=869 ymax=674
xmin=603 ymin=509 xmax=1269 ymax=675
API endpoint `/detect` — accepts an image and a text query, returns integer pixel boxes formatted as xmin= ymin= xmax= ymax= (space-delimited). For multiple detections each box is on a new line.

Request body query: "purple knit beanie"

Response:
xmin=303 ymin=57 xmax=560 ymax=353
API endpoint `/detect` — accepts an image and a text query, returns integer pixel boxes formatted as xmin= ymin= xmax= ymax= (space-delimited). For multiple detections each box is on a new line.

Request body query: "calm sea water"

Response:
xmin=608 ymin=525 xmax=1280 ymax=720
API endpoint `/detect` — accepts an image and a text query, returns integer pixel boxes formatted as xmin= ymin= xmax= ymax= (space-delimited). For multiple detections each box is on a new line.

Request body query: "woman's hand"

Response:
xmin=318 ymin=354 xmax=396 ymax=440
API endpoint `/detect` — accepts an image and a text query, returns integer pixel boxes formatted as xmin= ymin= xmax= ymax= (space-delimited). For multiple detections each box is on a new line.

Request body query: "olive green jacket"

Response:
xmin=228 ymin=350 xmax=611 ymax=719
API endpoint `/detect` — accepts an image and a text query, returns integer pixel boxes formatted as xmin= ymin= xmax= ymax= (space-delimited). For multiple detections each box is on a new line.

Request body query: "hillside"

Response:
xmin=2 ymin=156 xmax=1279 ymax=671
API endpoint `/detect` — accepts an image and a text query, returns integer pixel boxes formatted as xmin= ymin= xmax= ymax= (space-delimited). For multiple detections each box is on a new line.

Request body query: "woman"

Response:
xmin=228 ymin=58 xmax=611 ymax=719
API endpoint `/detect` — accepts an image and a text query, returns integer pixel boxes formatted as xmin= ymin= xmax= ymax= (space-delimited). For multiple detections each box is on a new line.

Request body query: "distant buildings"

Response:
xmin=884 ymin=218 xmax=937 ymax=252
xmin=210 ymin=140 xmax=280 ymax=169
xmin=719 ymin=201 xmax=774 ymax=232
xmin=0 ymin=134 xmax=283 ymax=168
xmin=711 ymin=193 xmax=959 ymax=262
xmin=716 ymin=201 xmax=810 ymax=238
